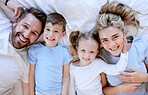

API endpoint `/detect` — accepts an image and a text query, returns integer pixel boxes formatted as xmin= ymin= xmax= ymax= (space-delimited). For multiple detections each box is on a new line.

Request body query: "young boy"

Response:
xmin=28 ymin=13 xmax=73 ymax=95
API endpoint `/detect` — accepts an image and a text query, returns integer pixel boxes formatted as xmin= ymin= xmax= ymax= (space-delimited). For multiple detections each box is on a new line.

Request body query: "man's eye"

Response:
xmin=23 ymin=25 xmax=28 ymax=29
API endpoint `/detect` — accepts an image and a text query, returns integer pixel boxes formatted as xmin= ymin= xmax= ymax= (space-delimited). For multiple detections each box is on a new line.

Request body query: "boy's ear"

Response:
xmin=62 ymin=31 xmax=66 ymax=37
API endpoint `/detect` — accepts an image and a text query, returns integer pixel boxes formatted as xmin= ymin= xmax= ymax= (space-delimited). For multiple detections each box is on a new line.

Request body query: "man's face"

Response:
xmin=10 ymin=13 xmax=42 ymax=49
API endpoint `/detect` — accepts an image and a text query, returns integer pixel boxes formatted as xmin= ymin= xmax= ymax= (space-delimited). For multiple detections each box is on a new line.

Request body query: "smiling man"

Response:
xmin=0 ymin=7 xmax=46 ymax=95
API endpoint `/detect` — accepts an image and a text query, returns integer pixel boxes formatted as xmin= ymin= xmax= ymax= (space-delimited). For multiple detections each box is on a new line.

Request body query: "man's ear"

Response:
xmin=62 ymin=31 xmax=66 ymax=37
xmin=12 ymin=22 xmax=17 ymax=27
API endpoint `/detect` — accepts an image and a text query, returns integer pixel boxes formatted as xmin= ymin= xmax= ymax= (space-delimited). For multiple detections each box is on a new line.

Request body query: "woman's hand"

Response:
xmin=7 ymin=0 xmax=24 ymax=19
xmin=118 ymin=67 xmax=148 ymax=83
xmin=118 ymin=82 xmax=141 ymax=93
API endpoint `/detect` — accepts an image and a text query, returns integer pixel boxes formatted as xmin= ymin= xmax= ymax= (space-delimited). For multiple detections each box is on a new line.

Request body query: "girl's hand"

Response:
xmin=118 ymin=82 xmax=141 ymax=93
xmin=118 ymin=67 xmax=148 ymax=83
xmin=7 ymin=0 xmax=24 ymax=19
xmin=122 ymin=34 xmax=127 ymax=54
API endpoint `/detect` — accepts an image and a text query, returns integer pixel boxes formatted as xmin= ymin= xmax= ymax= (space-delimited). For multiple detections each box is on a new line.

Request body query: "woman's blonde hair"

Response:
xmin=95 ymin=1 xmax=141 ymax=34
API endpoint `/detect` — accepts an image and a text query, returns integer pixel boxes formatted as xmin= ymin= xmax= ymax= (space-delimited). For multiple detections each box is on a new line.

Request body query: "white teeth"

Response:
xmin=110 ymin=46 xmax=119 ymax=51
xmin=18 ymin=35 xmax=27 ymax=42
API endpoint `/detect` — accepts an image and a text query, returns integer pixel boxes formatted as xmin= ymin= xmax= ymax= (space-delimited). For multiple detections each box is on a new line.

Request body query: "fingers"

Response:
xmin=118 ymin=74 xmax=134 ymax=82
xmin=127 ymin=67 xmax=137 ymax=72
xmin=13 ymin=7 xmax=24 ymax=19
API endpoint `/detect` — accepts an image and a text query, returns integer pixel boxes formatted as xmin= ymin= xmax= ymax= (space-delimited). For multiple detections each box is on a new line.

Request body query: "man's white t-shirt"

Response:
xmin=0 ymin=11 xmax=29 ymax=95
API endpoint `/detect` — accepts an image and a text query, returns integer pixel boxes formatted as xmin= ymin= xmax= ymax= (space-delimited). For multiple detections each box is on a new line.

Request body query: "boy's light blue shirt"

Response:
xmin=99 ymin=36 xmax=148 ymax=95
xmin=28 ymin=43 xmax=73 ymax=94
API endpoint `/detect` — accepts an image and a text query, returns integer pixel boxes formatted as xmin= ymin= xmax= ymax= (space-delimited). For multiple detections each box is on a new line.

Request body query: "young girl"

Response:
xmin=68 ymin=31 xmax=128 ymax=95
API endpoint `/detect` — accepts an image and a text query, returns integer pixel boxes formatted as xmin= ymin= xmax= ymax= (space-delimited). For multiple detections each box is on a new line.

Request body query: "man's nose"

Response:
xmin=23 ymin=29 xmax=31 ymax=38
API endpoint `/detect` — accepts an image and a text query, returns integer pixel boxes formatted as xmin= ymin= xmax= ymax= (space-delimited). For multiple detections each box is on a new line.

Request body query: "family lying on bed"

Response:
xmin=0 ymin=0 xmax=148 ymax=95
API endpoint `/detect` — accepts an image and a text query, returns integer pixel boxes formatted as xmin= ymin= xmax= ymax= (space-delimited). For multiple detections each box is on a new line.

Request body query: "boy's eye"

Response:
xmin=46 ymin=28 xmax=50 ymax=31
xmin=81 ymin=49 xmax=85 ymax=52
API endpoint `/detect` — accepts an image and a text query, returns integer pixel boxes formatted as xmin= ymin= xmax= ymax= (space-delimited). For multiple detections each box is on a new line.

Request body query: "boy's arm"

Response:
xmin=21 ymin=81 xmax=29 ymax=95
xmin=29 ymin=63 xmax=35 ymax=95
xmin=62 ymin=62 xmax=70 ymax=95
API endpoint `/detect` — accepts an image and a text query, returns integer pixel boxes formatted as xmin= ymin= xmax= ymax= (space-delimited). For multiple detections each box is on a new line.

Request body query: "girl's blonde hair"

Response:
xmin=69 ymin=31 xmax=100 ymax=60
xmin=95 ymin=1 xmax=141 ymax=34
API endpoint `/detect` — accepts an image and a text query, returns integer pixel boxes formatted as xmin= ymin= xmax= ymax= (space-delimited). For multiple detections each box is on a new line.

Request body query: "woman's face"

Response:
xmin=98 ymin=26 xmax=125 ymax=57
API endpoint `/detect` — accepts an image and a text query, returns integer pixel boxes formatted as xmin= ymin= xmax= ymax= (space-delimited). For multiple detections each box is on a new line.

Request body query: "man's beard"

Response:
xmin=10 ymin=25 xmax=28 ymax=49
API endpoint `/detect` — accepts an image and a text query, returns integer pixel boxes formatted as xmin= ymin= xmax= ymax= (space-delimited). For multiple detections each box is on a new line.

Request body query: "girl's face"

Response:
xmin=77 ymin=39 xmax=99 ymax=66
xmin=98 ymin=26 xmax=125 ymax=57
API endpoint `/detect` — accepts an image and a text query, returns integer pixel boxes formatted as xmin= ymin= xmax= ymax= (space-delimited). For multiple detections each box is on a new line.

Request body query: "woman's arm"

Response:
xmin=21 ymin=81 xmax=29 ymax=95
xmin=62 ymin=62 xmax=70 ymax=95
xmin=29 ymin=63 xmax=35 ymax=95
xmin=103 ymin=82 xmax=141 ymax=95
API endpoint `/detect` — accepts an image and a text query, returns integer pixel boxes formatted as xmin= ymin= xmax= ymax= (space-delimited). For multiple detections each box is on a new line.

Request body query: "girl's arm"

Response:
xmin=62 ymin=62 xmax=70 ymax=95
xmin=21 ymin=81 xmax=29 ymax=95
xmin=29 ymin=63 xmax=35 ymax=95
xmin=102 ymin=82 xmax=141 ymax=95
xmin=103 ymin=52 xmax=128 ymax=75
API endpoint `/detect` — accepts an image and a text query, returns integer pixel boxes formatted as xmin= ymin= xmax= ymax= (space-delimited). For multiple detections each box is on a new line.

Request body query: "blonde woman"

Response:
xmin=95 ymin=1 xmax=148 ymax=95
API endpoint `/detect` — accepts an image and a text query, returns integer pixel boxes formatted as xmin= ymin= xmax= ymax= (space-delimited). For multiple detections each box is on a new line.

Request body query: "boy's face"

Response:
xmin=43 ymin=22 xmax=66 ymax=47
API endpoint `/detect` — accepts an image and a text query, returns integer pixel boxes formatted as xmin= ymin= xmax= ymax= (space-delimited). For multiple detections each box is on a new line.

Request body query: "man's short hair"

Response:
xmin=19 ymin=7 xmax=47 ymax=35
xmin=46 ymin=13 xmax=66 ymax=32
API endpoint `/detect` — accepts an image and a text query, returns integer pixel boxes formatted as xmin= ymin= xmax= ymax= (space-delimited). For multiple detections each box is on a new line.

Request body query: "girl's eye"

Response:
xmin=102 ymin=39 xmax=108 ymax=42
xmin=90 ymin=51 xmax=95 ymax=53
xmin=54 ymin=31 xmax=59 ymax=33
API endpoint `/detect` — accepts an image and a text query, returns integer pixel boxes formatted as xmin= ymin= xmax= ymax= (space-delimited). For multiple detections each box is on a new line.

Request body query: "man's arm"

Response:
xmin=29 ymin=63 xmax=35 ymax=95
